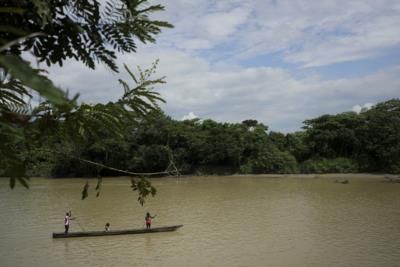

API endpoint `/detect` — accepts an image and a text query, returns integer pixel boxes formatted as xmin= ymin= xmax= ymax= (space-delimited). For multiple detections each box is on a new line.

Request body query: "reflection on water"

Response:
xmin=0 ymin=175 xmax=399 ymax=267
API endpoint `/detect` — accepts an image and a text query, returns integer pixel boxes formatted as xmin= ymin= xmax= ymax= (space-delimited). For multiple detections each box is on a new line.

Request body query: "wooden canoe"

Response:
xmin=52 ymin=225 xmax=183 ymax=238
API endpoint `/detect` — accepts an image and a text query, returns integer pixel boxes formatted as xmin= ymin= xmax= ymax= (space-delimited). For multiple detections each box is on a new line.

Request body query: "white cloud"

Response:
xmin=199 ymin=7 xmax=250 ymax=39
xmin=157 ymin=0 xmax=400 ymax=67
xmin=177 ymin=39 xmax=213 ymax=50
xmin=48 ymin=61 xmax=121 ymax=103
xmin=352 ymin=103 xmax=374 ymax=114
xmin=47 ymin=46 xmax=400 ymax=132
xmin=182 ymin=112 xmax=198 ymax=120
xmin=285 ymin=15 xmax=400 ymax=67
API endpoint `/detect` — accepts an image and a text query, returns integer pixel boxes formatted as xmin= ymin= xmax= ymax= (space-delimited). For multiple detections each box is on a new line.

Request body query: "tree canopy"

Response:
xmin=20 ymin=98 xmax=399 ymax=179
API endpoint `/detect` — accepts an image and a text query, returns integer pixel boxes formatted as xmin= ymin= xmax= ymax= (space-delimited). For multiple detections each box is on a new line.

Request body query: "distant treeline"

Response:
xmin=26 ymin=98 xmax=400 ymax=177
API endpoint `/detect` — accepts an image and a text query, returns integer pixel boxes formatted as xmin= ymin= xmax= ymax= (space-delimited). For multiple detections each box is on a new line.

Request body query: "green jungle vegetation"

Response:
xmin=21 ymin=98 xmax=399 ymax=178
xmin=1 ymin=1 xmax=399 ymax=202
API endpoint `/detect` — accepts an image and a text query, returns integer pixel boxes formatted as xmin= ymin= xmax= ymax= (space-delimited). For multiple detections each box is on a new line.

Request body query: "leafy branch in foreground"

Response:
xmin=1 ymin=61 xmax=176 ymax=204
xmin=119 ymin=59 xmax=166 ymax=116
xmin=1 ymin=0 xmax=173 ymax=203
xmin=131 ymin=177 xmax=157 ymax=206
xmin=1 ymin=0 xmax=173 ymax=71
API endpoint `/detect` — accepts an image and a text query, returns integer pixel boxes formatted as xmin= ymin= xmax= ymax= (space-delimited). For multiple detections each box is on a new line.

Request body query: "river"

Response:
xmin=0 ymin=175 xmax=399 ymax=266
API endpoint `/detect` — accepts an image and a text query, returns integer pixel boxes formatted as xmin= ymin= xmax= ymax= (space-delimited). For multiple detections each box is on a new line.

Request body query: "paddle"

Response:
xmin=68 ymin=210 xmax=76 ymax=220
xmin=68 ymin=210 xmax=85 ymax=231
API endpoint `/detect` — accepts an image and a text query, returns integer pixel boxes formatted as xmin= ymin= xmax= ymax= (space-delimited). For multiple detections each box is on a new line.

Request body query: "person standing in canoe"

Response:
xmin=145 ymin=212 xmax=156 ymax=229
xmin=64 ymin=211 xmax=75 ymax=234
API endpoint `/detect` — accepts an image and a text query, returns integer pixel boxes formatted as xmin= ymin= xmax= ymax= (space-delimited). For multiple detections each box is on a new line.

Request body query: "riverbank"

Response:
xmin=231 ymin=173 xmax=399 ymax=179
xmin=2 ymin=173 xmax=399 ymax=183
xmin=177 ymin=173 xmax=399 ymax=185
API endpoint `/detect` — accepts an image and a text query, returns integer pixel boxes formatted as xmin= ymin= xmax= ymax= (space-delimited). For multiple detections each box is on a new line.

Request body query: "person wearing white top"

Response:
xmin=64 ymin=212 xmax=74 ymax=234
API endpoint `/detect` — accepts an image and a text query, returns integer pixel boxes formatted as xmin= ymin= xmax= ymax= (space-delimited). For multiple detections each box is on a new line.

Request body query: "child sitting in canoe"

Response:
xmin=105 ymin=222 xmax=110 ymax=232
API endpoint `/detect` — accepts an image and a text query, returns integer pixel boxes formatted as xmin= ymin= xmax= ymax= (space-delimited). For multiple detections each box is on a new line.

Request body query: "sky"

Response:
xmin=47 ymin=0 xmax=400 ymax=132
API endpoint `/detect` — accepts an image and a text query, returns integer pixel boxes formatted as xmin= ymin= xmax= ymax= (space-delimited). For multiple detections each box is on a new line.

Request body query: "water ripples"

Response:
xmin=0 ymin=176 xmax=399 ymax=266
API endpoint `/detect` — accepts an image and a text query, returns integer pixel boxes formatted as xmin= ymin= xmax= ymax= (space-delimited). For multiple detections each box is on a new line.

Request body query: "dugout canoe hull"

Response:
xmin=52 ymin=225 xmax=183 ymax=238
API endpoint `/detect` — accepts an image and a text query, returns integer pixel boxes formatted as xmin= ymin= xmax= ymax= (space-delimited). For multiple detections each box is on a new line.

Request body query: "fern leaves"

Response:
xmin=0 ymin=55 xmax=68 ymax=107
xmin=119 ymin=60 xmax=166 ymax=117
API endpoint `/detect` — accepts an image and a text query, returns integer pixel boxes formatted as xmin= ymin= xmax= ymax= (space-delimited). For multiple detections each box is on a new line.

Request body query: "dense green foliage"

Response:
xmin=302 ymin=99 xmax=400 ymax=173
xmin=13 ymin=98 xmax=400 ymax=177
xmin=1 ymin=0 xmax=172 ymax=71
